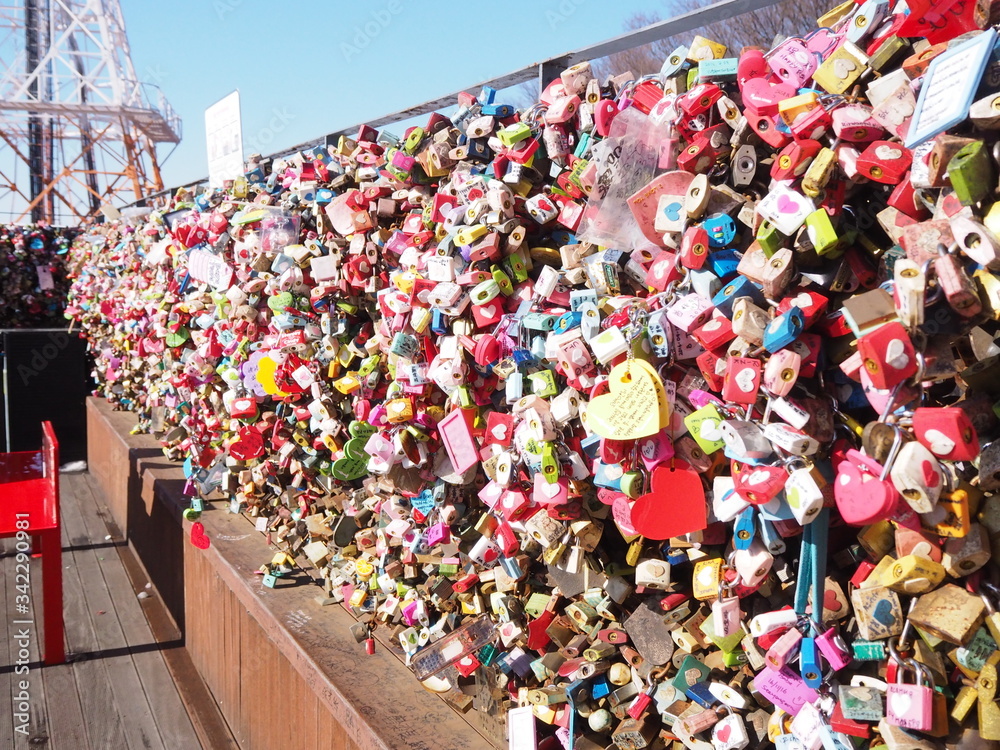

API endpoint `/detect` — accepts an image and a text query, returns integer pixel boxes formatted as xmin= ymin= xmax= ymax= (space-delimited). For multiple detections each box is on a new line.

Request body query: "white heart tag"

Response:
xmin=923 ymin=428 xmax=956 ymax=456
xmin=875 ymin=145 xmax=903 ymax=160
xmin=700 ymin=418 xmax=723 ymax=441
xmin=735 ymin=368 xmax=756 ymax=393
xmin=885 ymin=338 xmax=909 ymax=370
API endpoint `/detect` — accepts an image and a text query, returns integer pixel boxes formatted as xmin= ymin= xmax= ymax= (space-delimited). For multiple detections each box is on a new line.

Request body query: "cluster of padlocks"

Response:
xmin=64 ymin=1 xmax=1000 ymax=747
xmin=1 ymin=225 xmax=74 ymax=328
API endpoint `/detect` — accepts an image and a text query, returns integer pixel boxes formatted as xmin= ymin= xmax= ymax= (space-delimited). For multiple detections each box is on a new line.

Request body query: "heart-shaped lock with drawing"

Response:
xmin=331 ymin=437 xmax=369 ymax=481
xmin=834 ymin=449 xmax=903 ymax=525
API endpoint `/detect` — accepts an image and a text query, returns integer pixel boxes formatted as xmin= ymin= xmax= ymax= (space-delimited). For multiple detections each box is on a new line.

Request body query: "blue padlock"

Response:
xmin=762 ymin=306 xmax=805 ymax=352
xmin=593 ymin=462 xmax=624 ymax=492
xmin=800 ymin=637 xmax=824 ymax=688
xmin=685 ymin=682 xmax=717 ymax=708
xmin=554 ymin=310 xmax=583 ymax=333
xmin=430 ymin=308 xmax=449 ymax=335
xmin=478 ymin=85 xmax=498 ymax=105
xmin=482 ymin=103 xmax=514 ymax=117
xmin=707 ymin=249 xmax=741 ymax=279
xmin=733 ymin=506 xmax=756 ymax=550
xmin=702 ymin=213 xmax=737 ymax=247
xmin=712 ymin=276 xmax=765 ymax=317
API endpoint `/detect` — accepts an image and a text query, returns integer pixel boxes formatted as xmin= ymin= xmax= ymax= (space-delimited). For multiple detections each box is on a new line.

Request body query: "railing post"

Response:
xmin=538 ymin=57 xmax=569 ymax=98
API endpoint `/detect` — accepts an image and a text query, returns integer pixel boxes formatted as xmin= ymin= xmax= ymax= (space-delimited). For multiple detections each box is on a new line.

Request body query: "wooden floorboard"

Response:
xmin=0 ymin=539 xmax=19 ymax=746
xmin=40 ymin=509 xmax=92 ymax=750
xmin=20 ymin=542 xmax=50 ymax=750
xmin=75 ymin=474 xmax=201 ymax=749
xmin=59 ymin=475 xmax=167 ymax=750
xmin=0 ymin=472 xmax=208 ymax=750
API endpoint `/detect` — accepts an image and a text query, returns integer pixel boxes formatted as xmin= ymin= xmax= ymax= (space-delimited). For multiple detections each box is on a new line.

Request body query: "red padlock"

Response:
xmin=856 ymin=321 xmax=917 ymax=391
xmin=680 ymin=225 xmax=710 ymax=270
xmin=856 ymin=141 xmax=911 ymax=184
xmin=770 ymin=140 xmax=822 ymax=181
xmin=912 ymin=407 xmax=980 ymax=462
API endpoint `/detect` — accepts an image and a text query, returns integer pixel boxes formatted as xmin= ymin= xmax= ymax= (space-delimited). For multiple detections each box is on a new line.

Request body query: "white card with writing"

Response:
xmin=906 ymin=29 xmax=996 ymax=148
xmin=188 ymin=247 xmax=234 ymax=290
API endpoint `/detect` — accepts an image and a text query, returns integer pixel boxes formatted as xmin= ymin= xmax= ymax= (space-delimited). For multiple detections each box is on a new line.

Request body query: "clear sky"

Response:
xmin=123 ymin=0 xmax=670 ymax=190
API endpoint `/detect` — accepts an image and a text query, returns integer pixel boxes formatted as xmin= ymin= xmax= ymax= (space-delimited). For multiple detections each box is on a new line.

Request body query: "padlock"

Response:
xmin=856 ymin=321 xmax=917 ymax=391
xmin=912 ymin=406 xmax=979 ymax=462
xmin=885 ymin=659 xmax=934 ymax=732
xmin=783 ymin=459 xmax=825 ymax=525
xmin=887 ymin=436 xmax=942 ymax=515
xmin=712 ymin=580 xmax=742 ymax=637
xmin=933 ymin=250 xmax=983 ymax=319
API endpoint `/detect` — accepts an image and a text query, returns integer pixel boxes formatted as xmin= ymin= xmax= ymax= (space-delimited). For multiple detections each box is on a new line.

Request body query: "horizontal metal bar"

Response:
xmin=119 ymin=0 xmax=785 ymax=209
xmin=562 ymin=0 xmax=784 ymax=65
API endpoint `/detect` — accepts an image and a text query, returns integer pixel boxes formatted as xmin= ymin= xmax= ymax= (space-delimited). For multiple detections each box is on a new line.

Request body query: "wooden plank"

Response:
xmin=224 ymin=577 xmax=242 ymax=743
xmin=198 ymin=503 xmax=489 ymax=750
xmin=37 ymin=484 xmax=93 ymax=750
xmin=18 ymin=536 xmax=51 ymax=750
xmin=240 ymin=609 xmax=264 ymax=750
xmin=56 ymin=478 xmax=130 ymax=750
xmin=40 ymin=663 xmax=90 ymax=750
xmin=59 ymin=474 xmax=165 ymax=750
xmin=0 ymin=540 xmax=18 ymax=744
xmin=74 ymin=474 xmax=201 ymax=749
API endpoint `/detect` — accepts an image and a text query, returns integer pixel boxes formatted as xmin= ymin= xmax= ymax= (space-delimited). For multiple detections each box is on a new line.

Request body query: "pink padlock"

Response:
xmin=834 ymin=448 xmax=902 ymax=526
xmin=886 ymin=661 xmax=934 ymax=732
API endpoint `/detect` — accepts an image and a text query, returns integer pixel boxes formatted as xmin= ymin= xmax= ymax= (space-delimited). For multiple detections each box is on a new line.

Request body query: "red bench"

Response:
xmin=0 ymin=422 xmax=64 ymax=665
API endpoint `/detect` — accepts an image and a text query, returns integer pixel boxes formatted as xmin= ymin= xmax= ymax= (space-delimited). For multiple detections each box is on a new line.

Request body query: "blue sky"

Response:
xmin=123 ymin=0 xmax=669 ymax=189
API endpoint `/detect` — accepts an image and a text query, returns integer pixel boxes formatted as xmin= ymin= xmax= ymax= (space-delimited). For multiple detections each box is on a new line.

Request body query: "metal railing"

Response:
xmin=119 ymin=0 xmax=784 ymax=211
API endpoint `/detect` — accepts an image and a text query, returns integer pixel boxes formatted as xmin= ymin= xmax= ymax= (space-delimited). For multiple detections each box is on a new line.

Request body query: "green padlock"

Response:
xmin=620 ymin=469 xmax=644 ymax=499
xmin=804 ymin=208 xmax=840 ymax=256
xmin=539 ymin=442 xmax=560 ymax=483
xmin=756 ymin=220 xmax=787 ymax=258
xmin=949 ymin=141 xmax=993 ymax=206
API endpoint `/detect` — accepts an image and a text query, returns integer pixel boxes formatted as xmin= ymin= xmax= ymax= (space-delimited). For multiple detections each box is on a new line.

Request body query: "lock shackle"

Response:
xmin=717 ymin=576 xmax=735 ymax=599
xmin=912 ymin=660 xmax=936 ymax=689
xmin=887 ymin=636 xmax=910 ymax=667
xmin=645 ymin=665 xmax=670 ymax=689
xmin=877 ymin=425 xmax=906 ymax=482
xmin=982 ymin=580 xmax=1000 ymax=608
xmin=783 ymin=456 xmax=811 ymax=474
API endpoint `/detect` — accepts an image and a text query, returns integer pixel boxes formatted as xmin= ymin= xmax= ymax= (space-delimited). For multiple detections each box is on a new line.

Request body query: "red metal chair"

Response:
xmin=0 ymin=422 xmax=64 ymax=665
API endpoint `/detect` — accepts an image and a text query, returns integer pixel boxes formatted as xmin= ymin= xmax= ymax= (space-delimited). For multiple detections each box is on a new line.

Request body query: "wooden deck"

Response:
xmin=0 ymin=471 xmax=215 ymax=750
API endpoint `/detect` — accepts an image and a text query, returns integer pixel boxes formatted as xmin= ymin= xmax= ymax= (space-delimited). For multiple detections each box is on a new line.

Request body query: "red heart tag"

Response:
xmin=190 ymin=522 xmax=210 ymax=549
xmin=229 ymin=427 xmax=264 ymax=461
xmin=630 ymin=460 xmax=708 ymax=541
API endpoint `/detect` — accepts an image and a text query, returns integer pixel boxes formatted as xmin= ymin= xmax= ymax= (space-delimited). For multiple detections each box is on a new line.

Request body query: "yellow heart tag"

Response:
xmin=586 ymin=360 xmax=667 ymax=440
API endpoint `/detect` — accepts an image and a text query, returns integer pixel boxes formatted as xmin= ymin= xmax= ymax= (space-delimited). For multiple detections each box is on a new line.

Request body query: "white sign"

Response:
xmin=906 ymin=29 xmax=995 ymax=148
xmin=188 ymin=248 xmax=234 ymax=290
xmin=205 ymin=91 xmax=243 ymax=188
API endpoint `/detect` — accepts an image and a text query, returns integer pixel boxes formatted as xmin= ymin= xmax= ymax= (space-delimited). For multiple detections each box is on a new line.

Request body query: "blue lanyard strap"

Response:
xmin=794 ymin=508 xmax=829 ymax=620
